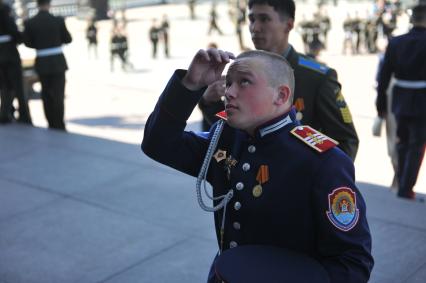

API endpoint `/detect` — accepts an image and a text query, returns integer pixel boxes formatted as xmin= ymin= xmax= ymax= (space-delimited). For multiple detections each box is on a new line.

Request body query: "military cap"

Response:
xmin=215 ymin=245 xmax=330 ymax=283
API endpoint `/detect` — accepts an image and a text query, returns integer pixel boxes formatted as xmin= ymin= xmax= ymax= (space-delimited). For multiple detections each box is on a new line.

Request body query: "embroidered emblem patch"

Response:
xmin=336 ymin=92 xmax=353 ymax=123
xmin=326 ymin=187 xmax=360 ymax=231
xmin=213 ymin=149 xmax=227 ymax=162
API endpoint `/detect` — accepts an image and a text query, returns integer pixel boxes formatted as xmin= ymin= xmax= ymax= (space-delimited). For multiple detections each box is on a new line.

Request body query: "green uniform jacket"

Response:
xmin=199 ymin=46 xmax=359 ymax=160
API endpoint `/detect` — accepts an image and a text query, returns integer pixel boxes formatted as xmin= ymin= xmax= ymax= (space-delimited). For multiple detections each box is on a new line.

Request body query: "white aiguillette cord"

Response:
xmin=196 ymin=119 xmax=234 ymax=253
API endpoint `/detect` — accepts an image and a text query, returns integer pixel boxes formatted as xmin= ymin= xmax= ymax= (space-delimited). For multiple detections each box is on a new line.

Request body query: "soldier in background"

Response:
xmin=297 ymin=14 xmax=311 ymax=53
xmin=352 ymin=12 xmax=362 ymax=54
xmin=110 ymin=25 xmax=131 ymax=71
xmin=208 ymin=3 xmax=223 ymax=35
xmin=23 ymin=0 xmax=71 ymax=130
xmin=342 ymin=13 xmax=355 ymax=55
xmin=188 ymin=0 xmax=196 ymax=20
xmin=376 ymin=4 xmax=426 ymax=201
xmin=149 ymin=18 xmax=160 ymax=58
xmin=86 ymin=17 xmax=98 ymax=59
xmin=364 ymin=16 xmax=379 ymax=53
xmin=235 ymin=1 xmax=247 ymax=50
xmin=0 ymin=0 xmax=32 ymax=124
xmin=319 ymin=11 xmax=331 ymax=48
xmin=160 ymin=14 xmax=170 ymax=58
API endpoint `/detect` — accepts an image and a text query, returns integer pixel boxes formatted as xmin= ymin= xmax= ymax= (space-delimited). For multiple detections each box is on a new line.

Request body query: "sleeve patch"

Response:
xmin=298 ymin=57 xmax=329 ymax=74
xmin=290 ymin=126 xmax=338 ymax=153
xmin=336 ymin=92 xmax=353 ymax=123
xmin=326 ymin=187 xmax=360 ymax=232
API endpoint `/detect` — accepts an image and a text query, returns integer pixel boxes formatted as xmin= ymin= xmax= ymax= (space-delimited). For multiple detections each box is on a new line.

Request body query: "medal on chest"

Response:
xmin=253 ymin=165 xmax=269 ymax=198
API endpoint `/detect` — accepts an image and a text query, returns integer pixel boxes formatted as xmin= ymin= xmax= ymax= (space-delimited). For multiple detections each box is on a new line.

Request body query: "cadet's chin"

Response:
xmin=226 ymin=117 xmax=243 ymax=131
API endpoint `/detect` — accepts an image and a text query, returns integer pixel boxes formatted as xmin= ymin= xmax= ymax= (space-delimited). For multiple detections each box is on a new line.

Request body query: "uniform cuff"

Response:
xmin=160 ymin=69 xmax=207 ymax=122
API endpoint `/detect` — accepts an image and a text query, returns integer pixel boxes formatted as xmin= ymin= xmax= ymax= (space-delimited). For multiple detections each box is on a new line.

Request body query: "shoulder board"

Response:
xmin=298 ymin=56 xmax=329 ymax=74
xmin=290 ymin=125 xmax=338 ymax=153
xmin=215 ymin=110 xmax=227 ymax=121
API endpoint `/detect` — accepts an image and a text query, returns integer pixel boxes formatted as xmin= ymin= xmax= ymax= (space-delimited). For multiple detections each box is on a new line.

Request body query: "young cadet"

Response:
xmin=198 ymin=0 xmax=359 ymax=160
xmin=142 ymin=48 xmax=373 ymax=283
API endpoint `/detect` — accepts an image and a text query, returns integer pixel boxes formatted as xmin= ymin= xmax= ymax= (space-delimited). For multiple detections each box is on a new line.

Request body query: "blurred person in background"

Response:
xmin=149 ymin=18 xmax=160 ymax=58
xmin=23 ymin=0 xmax=72 ymax=131
xmin=160 ymin=14 xmax=170 ymax=58
xmin=86 ymin=17 xmax=98 ymax=59
xmin=376 ymin=4 xmax=426 ymax=201
xmin=0 ymin=0 xmax=32 ymax=124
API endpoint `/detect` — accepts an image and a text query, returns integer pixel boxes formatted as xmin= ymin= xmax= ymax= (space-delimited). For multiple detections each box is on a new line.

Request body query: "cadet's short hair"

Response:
xmin=411 ymin=5 xmax=426 ymax=24
xmin=248 ymin=0 xmax=296 ymax=20
xmin=37 ymin=0 xmax=51 ymax=6
xmin=236 ymin=50 xmax=295 ymax=104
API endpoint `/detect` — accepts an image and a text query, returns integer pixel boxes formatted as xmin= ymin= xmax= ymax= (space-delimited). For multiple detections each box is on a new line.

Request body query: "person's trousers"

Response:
xmin=38 ymin=72 xmax=66 ymax=130
xmin=0 ymin=61 xmax=32 ymax=123
xmin=396 ymin=116 xmax=426 ymax=198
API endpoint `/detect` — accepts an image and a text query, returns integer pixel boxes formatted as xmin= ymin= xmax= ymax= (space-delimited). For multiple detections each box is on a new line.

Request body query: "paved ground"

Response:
xmin=1 ymin=0 xmax=426 ymax=282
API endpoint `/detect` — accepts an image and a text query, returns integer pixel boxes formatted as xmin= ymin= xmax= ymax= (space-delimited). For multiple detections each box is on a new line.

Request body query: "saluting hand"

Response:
xmin=182 ymin=48 xmax=234 ymax=91
xmin=202 ymin=76 xmax=226 ymax=104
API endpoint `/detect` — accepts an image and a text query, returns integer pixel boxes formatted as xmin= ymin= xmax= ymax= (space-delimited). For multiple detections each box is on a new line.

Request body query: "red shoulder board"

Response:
xmin=290 ymin=125 xmax=338 ymax=153
xmin=215 ymin=111 xmax=227 ymax=121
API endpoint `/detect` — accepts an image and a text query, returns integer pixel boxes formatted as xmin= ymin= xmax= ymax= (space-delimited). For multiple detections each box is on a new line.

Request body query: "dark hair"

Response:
xmin=248 ymin=0 xmax=296 ymax=19
xmin=411 ymin=4 xmax=426 ymax=24
xmin=37 ymin=0 xmax=51 ymax=6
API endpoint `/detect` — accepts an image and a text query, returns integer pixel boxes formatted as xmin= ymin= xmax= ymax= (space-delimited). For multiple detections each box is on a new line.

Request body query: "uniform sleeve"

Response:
xmin=376 ymin=43 xmax=394 ymax=115
xmin=316 ymin=69 xmax=359 ymax=160
xmin=3 ymin=5 xmax=23 ymax=44
xmin=313 ymin=151 xmax=374 ymax=283
xmin=142 ymin=70 xmax=210 ymax=177
xmin=198 ymin=98 xmax=224 ymax=127
xmin=60 ymin=17 xmax=72 ymax=44
xmin=22 ymin=20 xmax=34 ymax=48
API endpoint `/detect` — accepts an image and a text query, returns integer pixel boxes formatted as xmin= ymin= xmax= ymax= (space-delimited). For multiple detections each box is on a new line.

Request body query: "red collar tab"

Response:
xmin=291 ymin=125 xmax=338 ymax=153
xmin=215 ymin=111 xmax=227 ymax=121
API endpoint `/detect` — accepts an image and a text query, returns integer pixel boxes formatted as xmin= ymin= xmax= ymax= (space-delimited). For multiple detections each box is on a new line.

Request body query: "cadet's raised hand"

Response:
xmin=202 ymin=77 xmax=226 ymax=104
xmin=182 ymin=49 xmax=234 ymax=91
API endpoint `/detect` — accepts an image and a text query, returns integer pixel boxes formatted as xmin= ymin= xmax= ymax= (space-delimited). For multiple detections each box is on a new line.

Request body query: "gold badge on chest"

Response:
xmin=253 ymin=165 xmax=269 ymax=198
xmin=213 ymin=149 xmax=227 ymax=162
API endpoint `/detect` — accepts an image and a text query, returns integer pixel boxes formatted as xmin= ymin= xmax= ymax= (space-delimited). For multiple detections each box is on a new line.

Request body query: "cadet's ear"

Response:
xmin=274 ymin=85 xmax=291 ymax=106
xmin=285 ymin=18 xmax=294 ymax=33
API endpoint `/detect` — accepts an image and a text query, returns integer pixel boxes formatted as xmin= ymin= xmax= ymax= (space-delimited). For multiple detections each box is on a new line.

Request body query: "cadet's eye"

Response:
xmin=225 ymin=81 xmax=232 ymax=88
xmin=259 ymin=15 xmax=270 ymax=23
xmin=240 ymin=78 xmax=250 ymax=86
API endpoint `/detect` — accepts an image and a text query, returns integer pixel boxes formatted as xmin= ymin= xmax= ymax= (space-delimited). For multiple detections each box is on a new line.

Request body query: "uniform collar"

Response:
xmin=254 ymin=108 xmax=298 ymax=139
xmin=283 ymin=45 xmax=299 ymax=69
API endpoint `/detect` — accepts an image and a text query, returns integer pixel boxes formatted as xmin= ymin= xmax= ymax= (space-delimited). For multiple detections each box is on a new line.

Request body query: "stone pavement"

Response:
xmin=1 ymin=0 xmax=426 ymax=282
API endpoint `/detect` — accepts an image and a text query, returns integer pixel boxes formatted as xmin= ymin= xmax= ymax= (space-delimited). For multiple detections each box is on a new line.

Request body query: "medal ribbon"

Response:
xmin=256 ymin=165 xmax=269 ymax=184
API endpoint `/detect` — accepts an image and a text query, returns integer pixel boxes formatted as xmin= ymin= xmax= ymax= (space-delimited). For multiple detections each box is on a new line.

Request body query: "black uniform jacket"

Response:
xmin=23 ymin=10 xmax=72 ymax=75
xmin=200 ymin=46 xmax=359 ymax=160
xmin=0 ymin=3 xmax=21 ymax=64
xmin=377 ymin=27 xmax=426 ymax=118
xmin=142 ymin=70 xmax=374 ymax=283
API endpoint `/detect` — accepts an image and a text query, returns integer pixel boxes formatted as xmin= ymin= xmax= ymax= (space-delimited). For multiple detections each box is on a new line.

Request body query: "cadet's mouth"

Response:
xmin=225 ymin=104 xmax=238 ymax=111
xmin=251 ymin=37 xmax=264 ymax=44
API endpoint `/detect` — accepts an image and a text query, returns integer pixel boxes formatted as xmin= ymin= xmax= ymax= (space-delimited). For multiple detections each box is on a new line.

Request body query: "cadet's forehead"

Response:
xmin=227 ymin=57 xmax=266 ymax=77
